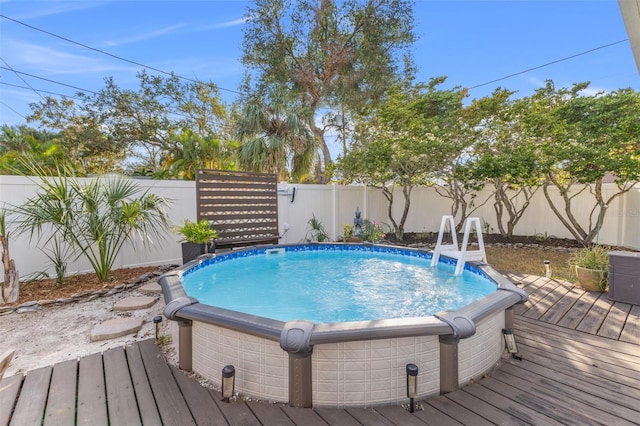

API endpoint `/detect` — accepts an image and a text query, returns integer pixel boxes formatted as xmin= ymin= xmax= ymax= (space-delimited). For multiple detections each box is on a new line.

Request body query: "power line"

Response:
xmin=1 ymin=101 xmax=26 ymax=119
xmin=468 ymin=39 xmax=629 ymax=90
xmin=0 ymin=57 xmax=46 ymax=101
xmin=0 ymin=81 xmax=82 ymax=99
xmin=0 ymin=66 xmax=97 ymax=94
xmin=0 ymin=14 xmax=244 ymax=96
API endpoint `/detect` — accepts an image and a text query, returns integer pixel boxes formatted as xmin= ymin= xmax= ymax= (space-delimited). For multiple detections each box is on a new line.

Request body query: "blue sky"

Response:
xmin=1 ymin=0 xmax=639 ymax=129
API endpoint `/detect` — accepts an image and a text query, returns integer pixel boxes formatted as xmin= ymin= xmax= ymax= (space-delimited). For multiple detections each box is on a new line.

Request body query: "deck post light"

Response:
xmin=222 ymin=365 xmax=235 ymax=402
xmin=153 ymin=316 xmax=162 ymax=342
xmin=544 ymin=260 xmax=551 ymax=278
xmin=406 ymin=363 xmax=418 ymax=413
xmin=502 ymin=328 xmax=522 ymax=360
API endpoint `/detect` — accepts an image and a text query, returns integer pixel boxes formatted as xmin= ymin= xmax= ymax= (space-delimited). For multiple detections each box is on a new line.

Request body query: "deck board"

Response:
xmin=555 ymin=290 xmax=600 ymax=328
xmin=9 ymin=366 xmax=51 ymax=426
xmin=575 ymin=292 xmax=612 ymax=334
xmin=246 ymin=401 xmax=296 ymax=426
xmin=170 ymin=365 xmax=228 ymax=426
xmin=0 ymin=274 xmax=639 ymax=426
xmin=125 ymin=343 xmax=163 ymax=426
xmin=138 ymin=339 xmax=196 ymax=425
xmin=77 ymin=353 xmax=108 ymax=426
xmin=103 ymin=346 xmax=141 ymax=426
xmin=207 ymin=389 xmax=262 ymax=426
xmin=423 ymin=395 xmax=494 ymax=426
xmin=0 ymin=374 xmax=22 ymax=426
xmin=281 ymin=405 xmax=330 ymax=425
xmin=43 ymin=359 xmax=77 ymax=426
xmin=412 ymin=403 xmax=463 ymax=426
xmin=597 ymin=301 xmax=632 ymax=339
xmin=620 ymin=304 xmax=640 ymax=344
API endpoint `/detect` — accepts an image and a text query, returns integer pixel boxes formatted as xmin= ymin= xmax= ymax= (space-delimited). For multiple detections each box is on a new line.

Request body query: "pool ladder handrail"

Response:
xmin=431 ymin=215 xmax=487 ymax=276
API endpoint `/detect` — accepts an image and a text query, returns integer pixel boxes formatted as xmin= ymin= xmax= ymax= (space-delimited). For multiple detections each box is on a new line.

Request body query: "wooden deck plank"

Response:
xmin=374 ymin=405 xmax=427 ymax=426
xmin=9 ymin=366 xmax=51 ymax=426
xmin=538 ymin=286 xmax=582 ymax=324
xmin=462 ymin=383 xmax=561 ymax=426
xmin=0 ymin=374 xmax=23 ymax=426
xmin=491 ymin=368 xmax=637 ymax=426
xmin=444 ymin=388 xmax=530 ymax=426
xmin=478 ymin=376 xmax=594 ymax=426
xmin=170 ymin=365 xmax=228 ymax=426
xmin=620 ymin=304 xmax=640 ymax=344
xmin=208 ymin=389 xmax=262 ymax=426
xmin=412 ymin=403 xmax=463 ymax=426
xmin=77 ymin=353 xmax=108 ymax=426
xmin=501 ymin=356 xmax=640 ymax=413
xmin=125 ymin=344 xmax=163 ymax=426
xmin=597 ymin=301 xmax=632 ymax=339
xmin=314 ymin=407 xmax=363 ymax=426
xmin=522 ymin=282 xmax=571 ymax=320
xmin=103 ymin=346 xmax=141 ymax=426
xmin=575 ymin=292 xmax=613 ymax=334
xmin=280 ymin=405 xmax=329 ymax=425
xmin=345 ymin=407 xmax=395 ymax=426
xmin=423 ymin=395 xmax=493 ymax=426
xmin=514 ymin=335 xmax=640 ymax=392
xmin=246 ymin=401 xmax=295 ymax=426
xmin=555 ymin=290 xmax=601 ymax=329
xmin=513 ymin=280 xmax=561 ymax=316
xmin=43 ymin=359 xmax=77 ymax=426
xmin=137 ymin=339 xmax=195 ymax=425
xmin=516 ymin=315 xmax=640 ymax=359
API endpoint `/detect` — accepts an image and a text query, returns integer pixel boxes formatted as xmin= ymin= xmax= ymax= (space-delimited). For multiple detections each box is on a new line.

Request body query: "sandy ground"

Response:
xmin=0 ymin=282 xmax=174 ymax=378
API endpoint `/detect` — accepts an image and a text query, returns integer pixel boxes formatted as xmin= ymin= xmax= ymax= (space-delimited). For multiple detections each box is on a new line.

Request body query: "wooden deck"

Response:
xmin=1 ymin=275 xmax=639 ymax=425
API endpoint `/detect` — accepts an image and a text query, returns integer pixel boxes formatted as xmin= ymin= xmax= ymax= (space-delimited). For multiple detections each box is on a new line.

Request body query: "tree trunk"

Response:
xmin=1 ymin=233 xmax=18 ymax=304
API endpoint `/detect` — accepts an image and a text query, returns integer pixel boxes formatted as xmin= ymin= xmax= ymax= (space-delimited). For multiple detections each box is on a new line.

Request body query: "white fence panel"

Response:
xmin=1 ymin=175 xmax=638 ymax=280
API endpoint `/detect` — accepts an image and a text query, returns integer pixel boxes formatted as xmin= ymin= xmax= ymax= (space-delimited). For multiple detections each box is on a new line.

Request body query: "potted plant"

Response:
xmin=342 ymin=223 xmax=361 ymax=243
xmin=568 ymin=245 xmax=610 ymax=291
xmin=174 ymin=219 xmax=218 ymax=264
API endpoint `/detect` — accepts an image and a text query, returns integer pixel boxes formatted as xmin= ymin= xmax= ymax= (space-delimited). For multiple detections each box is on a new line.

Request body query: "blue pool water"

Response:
xmin=182 ymin=247 xmax=496 ymax=324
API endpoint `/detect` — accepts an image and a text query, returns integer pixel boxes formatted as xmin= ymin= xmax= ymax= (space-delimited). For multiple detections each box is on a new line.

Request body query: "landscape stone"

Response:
xmin=16 ymin=305 xmax=41 ymax=314
xmin=90 ymin=317 xmax=144 ymax=341
xmin=112 ymin=296 xmax=158 ymax=311
xmin=139 ymin=282 xmax=162 ymax=294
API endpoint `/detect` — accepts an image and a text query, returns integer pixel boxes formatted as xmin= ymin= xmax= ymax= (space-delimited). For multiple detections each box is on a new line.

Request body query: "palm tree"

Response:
xmin=237 ymin=100 xmax=316 ymax=182
xmin=14 ymin=163 xmax=170 ymax=281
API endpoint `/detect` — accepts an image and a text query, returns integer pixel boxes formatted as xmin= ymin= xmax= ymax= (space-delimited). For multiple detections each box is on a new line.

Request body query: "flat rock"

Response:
xmin=90 ymin=317 xmax=144 ymax=341
xmin=112 ymin=296 xmax=157 ymax=311
xmin=139 ymin=282 xmax=162 ymax=294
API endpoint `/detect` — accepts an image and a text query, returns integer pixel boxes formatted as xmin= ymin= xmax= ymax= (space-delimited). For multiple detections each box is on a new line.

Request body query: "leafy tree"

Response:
xmin=28 ymin=71 xmax=233 ymax=176
xmin=527 ymin=81 xmax=640 ymax=245
xmin=241 ymin=0 xmax=416 ymax=182
xmin=465 ymin=88 xmax=544 ymax=237
xmin=13 ymin=163 xmax=170 ymax=281
xmin=237 ymin=94 xmax=316 ymax=181
xmin=27 ymin=99 xmax=128 ymax=175
xmin=160 ymin=129 xmax=237 ymax=180
xmin=0 ymin=125 xmax=65 ymax=175
xmin=338 ymin=79 xmax=466 ymax=240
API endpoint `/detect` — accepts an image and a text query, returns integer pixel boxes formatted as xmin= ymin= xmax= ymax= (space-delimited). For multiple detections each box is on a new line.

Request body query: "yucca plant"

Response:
xmin=14 ymin=167 xmax=170 ymax=282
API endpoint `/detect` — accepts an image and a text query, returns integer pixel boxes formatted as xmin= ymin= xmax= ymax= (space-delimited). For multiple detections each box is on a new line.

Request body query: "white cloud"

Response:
xmin=9 ymin=1 xmax=112 ymax=20
xmin=8 ymin=40 xmax=134 ymax=75
xmin=203 ymin=17 xmax=247 ymax=30
xmin=103 ymin=24 xmax=187 ymax=47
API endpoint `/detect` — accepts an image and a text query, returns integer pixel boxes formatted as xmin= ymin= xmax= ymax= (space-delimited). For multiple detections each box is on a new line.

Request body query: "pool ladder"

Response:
xmin=431 ymin=216 xmax=487 ymax=276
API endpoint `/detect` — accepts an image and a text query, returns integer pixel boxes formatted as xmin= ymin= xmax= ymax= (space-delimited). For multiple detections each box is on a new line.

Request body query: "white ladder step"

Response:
xmin=432 ymin=216 xmax=486 ymax=276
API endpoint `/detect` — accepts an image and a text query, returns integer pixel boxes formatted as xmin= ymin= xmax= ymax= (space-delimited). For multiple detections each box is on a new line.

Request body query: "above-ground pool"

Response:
xmin=160 ymin=243 xmax=527 ymax=408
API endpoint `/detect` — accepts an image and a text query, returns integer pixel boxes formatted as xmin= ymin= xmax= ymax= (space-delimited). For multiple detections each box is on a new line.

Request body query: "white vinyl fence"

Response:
xmin=1 ymin=175 xmax=639 ymax=279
